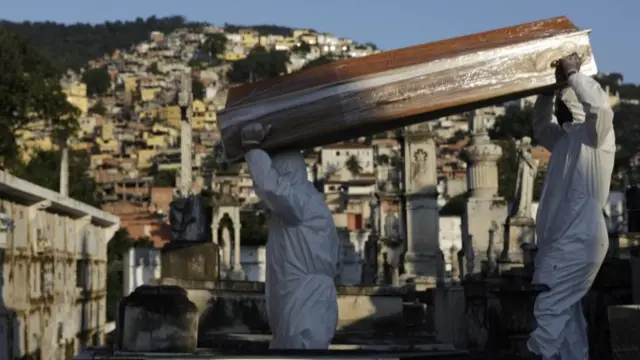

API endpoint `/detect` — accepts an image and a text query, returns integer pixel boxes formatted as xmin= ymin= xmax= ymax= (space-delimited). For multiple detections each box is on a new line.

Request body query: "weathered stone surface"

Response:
xmin=608 ymin=305 xmax=640 ymax=360
xmin=434 ymin=286 xmax=466 ymax=348
xmin=160 ymin=278 xmax=410 ymax=336
xmin=586 ymin=258 xmax=632 ymax=360
xmin=118 ymin=285 xmax=198 ymax=353
xmin=161 ymin=242 xmax=219 ymax=282
xmin=630 ymin=248 xmax=640 ymax=303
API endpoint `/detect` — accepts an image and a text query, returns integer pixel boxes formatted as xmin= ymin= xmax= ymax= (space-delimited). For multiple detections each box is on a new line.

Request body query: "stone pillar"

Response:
xmin=402 ymin=123 xmax=440 ymax=287
xmin=178 ymin=71 xmax=193 ymax=193
xmin=230 ymin=221 xmax=245 ymax=280
xmin=461 ymin=109 xmax=506 ymax=274
xmin=233 ymin=221 xmax=241 ymax=268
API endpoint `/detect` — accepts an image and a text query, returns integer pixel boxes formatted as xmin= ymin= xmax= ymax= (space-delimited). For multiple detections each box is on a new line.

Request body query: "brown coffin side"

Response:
xmin=224 ymin=16 xmax=577 ymax=107
xmin=219 ymin=34 xmax=593 ymax=161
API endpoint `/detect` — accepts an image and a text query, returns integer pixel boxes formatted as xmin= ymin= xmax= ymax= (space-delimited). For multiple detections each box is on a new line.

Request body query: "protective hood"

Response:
xmin=271 ymin=150 xmax=308 ymax=185
xmin=558 ymin=86 xmax=586 ymax=125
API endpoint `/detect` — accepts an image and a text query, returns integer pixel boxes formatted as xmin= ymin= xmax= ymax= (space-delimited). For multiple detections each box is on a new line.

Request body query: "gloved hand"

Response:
xmin=240 ymin=123 xmax=271 ymax=149
xmin=555 ymin=52 xmax=581 ymax=82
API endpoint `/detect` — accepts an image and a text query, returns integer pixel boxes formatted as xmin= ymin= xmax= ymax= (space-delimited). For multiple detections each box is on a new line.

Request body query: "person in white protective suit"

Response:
xmin=240 ymin=123 xmax=340 ymax=349
xmin=526 ymin=53 xmax=615 ymax=360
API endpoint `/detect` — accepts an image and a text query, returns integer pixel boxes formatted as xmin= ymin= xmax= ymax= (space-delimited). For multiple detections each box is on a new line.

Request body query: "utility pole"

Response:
xmin=178 ymin=71 xmax=193 ymax=193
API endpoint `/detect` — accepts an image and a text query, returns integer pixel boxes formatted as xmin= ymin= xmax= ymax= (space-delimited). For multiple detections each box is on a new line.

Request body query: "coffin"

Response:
xmin=218 ymin=16 xmax=597 ymax=161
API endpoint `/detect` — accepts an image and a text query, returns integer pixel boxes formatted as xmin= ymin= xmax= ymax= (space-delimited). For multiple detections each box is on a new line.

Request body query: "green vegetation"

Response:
xmin=294 ymin=40 xmax=311 ymax=54
xmin=106 ymin=228 xmax=155 ymax=321
xmin=596 ymin=73 xmax=640 ymax=100
xmin=345 ymin=155 xmax=363 ymax=176
xmin=227 ymin=45 xmax=290 ymax=84
xmin=153 ymin=170 xmax=178 ymax=187
xmin=223 ymin=23 xmax=302 ymax=36
xmin=301 ymin=55 xmax=336 ymax=71
xmin=203 ymin=33 xmax=228 ymax=65
xmin=490 ymin=100 xmax=640 ymax=192
xmin=192 ymin=77 xmax=206 ymax=100
xmin=0 ymin=16 xmax=201 ymax=71
xmin=89 ymin=100 xmax=107 ymax=116
xmin=82 ymin=67 xmax=112 ymax=97
xmin=148 ymin=61 xmax=162 ymax=75
xmin=13 ymin=149 xmax=102 ymax=207
xmin=0 ymin=28 xmax=79 ymax=169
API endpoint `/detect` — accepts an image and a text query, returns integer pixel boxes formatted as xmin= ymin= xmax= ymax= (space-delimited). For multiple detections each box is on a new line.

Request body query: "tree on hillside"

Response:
xmin=489 ymin=105 xmax=535 ymax=143
xmin=148 ymin=61 xmax=161 ymax=75
xmin=0 ymin=16 xmax=200 ymax=71
xmin=0 ymin=28 xmax=79 ymax=168
xmin=82 ymin=67 xmax=111 ymax=96
xmin=611 ymin=103 xmax=640 ymax=187
xmin=223 ymin=24 xmax=298 ymax=36
xmin=89 ymin=100 xmax=107 ymax=115
xmin=491 ymin=97 xmax=640 ymax=190
xmin=192 ymin=77 xmax=205 ymax=100
xmin=345 ymin=155 xmax=363 ymax=176
xmin=596 ymin=73 xmax=640 ymax=100
xmin=227 ymin=45 xmax=289 ymax=84
xmin=204 ymin=33 xmax=228 ymax=64
xmin=153 ymin=170 xmax=177 ymax=187
xmin=301 ymin=55 xmax=335 ymax=71
xmin=294 ymin=40 xmax=311 ymax=54
xmin=13 ymin=149 xmax=102 ymax=207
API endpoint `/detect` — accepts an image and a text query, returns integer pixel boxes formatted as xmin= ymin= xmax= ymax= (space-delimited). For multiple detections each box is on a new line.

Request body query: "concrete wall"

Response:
xmin=0 ymin=170 xmax=119 ymax=360
xmin=130 ymin=235 xmax=366 ymax=286
xmin=240 ymin=246 xmax=266 ymax=282
xmin=160 ymin=279 xmax=407 ymax=336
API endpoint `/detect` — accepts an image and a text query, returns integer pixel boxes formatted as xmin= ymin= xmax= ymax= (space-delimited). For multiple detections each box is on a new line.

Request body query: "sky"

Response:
xmin=1 ymin=0 xmax=638 ymax=83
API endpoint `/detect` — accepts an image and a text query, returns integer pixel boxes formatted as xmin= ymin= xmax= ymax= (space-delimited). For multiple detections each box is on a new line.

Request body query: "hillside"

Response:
xmin=0 ymin=16 xmax=308 ymax=73
xmin=0 ymin=15 xmax=202 ymax=71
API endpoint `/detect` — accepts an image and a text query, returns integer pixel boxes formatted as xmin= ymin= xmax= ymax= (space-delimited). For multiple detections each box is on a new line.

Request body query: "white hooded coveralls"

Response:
xmin=245 ymin=149 xmax=340 ymax=349
xmin=527 ymin=73 xmax=615 ymax=359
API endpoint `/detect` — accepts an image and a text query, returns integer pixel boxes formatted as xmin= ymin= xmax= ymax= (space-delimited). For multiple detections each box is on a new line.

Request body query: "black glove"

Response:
xmin=240 ymin=123 xmax=271 ymax=150
xmin=555 ymin=53 xmax=581 ymax=83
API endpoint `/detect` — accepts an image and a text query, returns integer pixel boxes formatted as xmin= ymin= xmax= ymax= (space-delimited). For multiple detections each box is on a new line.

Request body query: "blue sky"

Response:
xmin=1 ymin=0 xmax=638 ymax=83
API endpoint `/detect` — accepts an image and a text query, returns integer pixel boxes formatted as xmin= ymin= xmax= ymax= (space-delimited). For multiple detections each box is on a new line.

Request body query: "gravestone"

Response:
xmin=161 ymin=242 xmax=220 ymax=282
xmin=117 ymin=285 xmax=198 ymax=352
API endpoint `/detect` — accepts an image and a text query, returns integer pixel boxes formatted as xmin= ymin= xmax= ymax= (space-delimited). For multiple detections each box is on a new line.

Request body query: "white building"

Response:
xmin=321 ymin=143 xmax=374 ymax=181
xmin=0 ymin=170 xmax=119 ymax=360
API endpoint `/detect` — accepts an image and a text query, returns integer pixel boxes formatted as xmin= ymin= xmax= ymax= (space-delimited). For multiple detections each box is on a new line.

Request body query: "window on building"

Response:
xmin=76 ymin=260 xmax=88 ymax=289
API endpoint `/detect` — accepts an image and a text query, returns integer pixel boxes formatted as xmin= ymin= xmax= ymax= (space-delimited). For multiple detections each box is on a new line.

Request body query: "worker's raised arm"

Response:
xmin=532 ymin=94 xmax=565 ymax=152
xmin=567 ymin=73 xmax=614 ymax=148
xmin=245 ymin=148 xmax=307 ymax=225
